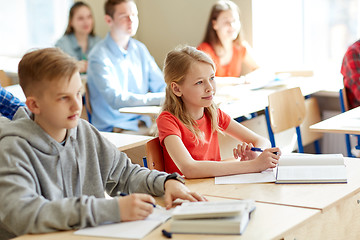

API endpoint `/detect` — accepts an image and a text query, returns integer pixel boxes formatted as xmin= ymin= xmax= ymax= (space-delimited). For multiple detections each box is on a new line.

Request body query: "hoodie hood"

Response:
xmin=0 ymin=107 xmax=77 ymax=155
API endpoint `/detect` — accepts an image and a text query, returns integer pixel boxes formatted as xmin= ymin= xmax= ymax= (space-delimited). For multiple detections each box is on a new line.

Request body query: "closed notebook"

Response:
xmin=170 ymin=200 xmax=255 ymax=235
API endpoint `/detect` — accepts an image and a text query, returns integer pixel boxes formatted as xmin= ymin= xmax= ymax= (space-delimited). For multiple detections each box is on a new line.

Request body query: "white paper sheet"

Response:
xmin=74 ymin=207 xmax=172 ymax=239
xmin=215 ymin=168 xmax=276 ymax=184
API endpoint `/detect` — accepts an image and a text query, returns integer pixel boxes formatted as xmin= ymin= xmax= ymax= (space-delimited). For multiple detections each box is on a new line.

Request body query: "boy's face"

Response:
xmin=30 ymin=72 xmax=83 ymax=142
xmin=108 ymin=1 xmax=139 ymax=38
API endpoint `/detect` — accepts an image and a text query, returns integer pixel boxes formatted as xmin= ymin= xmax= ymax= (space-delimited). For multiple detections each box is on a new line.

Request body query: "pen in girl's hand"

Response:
xmin=251 ymin=147 xmax=278 ymax=155
xmin=116 ymin=192 xmax=157 ymax=208
xmin=250 ymin=147 xmax=263 ymax=152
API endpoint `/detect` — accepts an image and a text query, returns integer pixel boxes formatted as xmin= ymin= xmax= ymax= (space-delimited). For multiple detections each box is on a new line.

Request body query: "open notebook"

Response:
xmin=216 ymin=154 xmax=347 ymax=184
xmin=74 ymin=207 xmax=172 ymax=239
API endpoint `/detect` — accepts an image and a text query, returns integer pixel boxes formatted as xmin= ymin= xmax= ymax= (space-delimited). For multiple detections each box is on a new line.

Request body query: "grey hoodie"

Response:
xmin=0 ymin=108 xmax=168 ymax=239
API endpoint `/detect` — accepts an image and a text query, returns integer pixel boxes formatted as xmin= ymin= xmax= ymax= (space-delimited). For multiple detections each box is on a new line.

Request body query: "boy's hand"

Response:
xmin=164 ymin=180 xmax=206 ymax=209
xmin=117 ymin=193 xmax=155 ymax=221
xmin=233 ymin=142 xmax=258 ymax=161
xmin=253 ymin=147 xmax=281 ymax=171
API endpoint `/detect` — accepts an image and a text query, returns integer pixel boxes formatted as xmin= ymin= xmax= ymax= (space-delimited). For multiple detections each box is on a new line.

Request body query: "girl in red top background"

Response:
xmin=156 ymin=45 xmax=280 ymax=178
xmin=197 ymin=0 xmax=259 ymax=77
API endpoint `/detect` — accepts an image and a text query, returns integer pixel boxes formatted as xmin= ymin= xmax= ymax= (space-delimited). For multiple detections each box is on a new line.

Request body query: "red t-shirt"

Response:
xmin=197 ymin=42 xmax=246 ymax=77
xmin=157 ymin=109 xmax=231 ymax=175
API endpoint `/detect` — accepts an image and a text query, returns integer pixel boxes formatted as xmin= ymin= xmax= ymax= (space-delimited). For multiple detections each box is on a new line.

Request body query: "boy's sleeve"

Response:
xmin=0 ymin=137 xmax=120 ymax=236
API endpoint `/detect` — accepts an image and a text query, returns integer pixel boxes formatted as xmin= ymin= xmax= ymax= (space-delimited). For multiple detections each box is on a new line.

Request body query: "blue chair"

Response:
xmin=339 ymin=88 xmax=360 ymax=157
xmin=265 ymin=87 xmax=322 ymax=153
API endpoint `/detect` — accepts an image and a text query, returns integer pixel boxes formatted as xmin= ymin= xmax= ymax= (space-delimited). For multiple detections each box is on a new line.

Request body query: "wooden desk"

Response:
xmin=13 ymin=196 xmax=320 ymax=240
xmin=185 ymin=157 xmax=360 ymax=239
xmin=310 ymin=106 xmax=360 ymax=135
xmin=100 ymin=132 xmax=153 ymax=152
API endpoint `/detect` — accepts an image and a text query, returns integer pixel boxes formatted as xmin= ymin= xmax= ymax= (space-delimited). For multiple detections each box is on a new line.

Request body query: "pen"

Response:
xmin=251 ymin=147 xmax=278 ymax=155
xmin=116 ymin=191 xmax=157 ymax=208
xmin=250 ymin=147 xmax=263 ymax=152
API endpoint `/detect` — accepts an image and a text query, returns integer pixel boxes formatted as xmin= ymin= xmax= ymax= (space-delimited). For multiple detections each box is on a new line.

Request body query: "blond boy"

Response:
xmin=0 ymin=48 xmax=204 ymax=239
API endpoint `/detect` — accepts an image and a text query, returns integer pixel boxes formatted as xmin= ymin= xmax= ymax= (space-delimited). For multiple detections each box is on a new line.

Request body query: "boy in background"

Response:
xmin=0 ymin=48 xmax=204 ymax=239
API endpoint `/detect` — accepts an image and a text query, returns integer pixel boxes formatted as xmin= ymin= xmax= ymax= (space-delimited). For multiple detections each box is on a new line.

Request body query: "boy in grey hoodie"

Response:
xmin=0 ymin=48 xmax=205 ymax=239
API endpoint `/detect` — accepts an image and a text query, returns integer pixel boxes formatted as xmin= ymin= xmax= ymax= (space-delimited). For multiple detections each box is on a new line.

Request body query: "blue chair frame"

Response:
xmin=265 ymin=106 xmax=304 ymax=153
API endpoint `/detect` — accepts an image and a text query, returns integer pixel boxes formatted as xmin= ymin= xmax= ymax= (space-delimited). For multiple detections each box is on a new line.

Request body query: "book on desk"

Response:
xmin=170 ymin=200 xmax=255 ymax=235
xmin=216 ymin=154 xmax=347 ymax=184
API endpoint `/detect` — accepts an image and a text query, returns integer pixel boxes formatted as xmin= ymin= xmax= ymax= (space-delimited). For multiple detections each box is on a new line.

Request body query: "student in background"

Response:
xmin=341 ymin=39 xmax=360 ymax=109
xmin=0 ymin=84 xmax=25 ymax=120
xmin=55 ymin=1 xmax=101 ymax=73
xmin=87 ymin=0 xmax=165 ymax=133
xmin=157 ymin=46 xmax=280 ymax=178
xmin=0 ymin=48 xmax=204 ymax=239
xmin=198 ymin=0 xmax=259 ymax=77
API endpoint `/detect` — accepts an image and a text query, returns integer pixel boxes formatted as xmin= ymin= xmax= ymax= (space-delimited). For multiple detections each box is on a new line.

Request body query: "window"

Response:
xmin=0 ymin=0 xmax=73 ymax=57
xmin=252 ymin=0 xmax=360 ymax=81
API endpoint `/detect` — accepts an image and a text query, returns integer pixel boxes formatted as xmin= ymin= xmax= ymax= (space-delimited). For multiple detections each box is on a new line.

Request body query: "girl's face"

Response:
xmin=172 ymin=62 xmax=216 ymax=119
xmin=213 ymin=9 xmax=241 ymax=41
xmin=71 ymin=6 xmax=94 ymax=35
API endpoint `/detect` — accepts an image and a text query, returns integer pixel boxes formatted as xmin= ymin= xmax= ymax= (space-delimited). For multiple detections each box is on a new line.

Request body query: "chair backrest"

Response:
xmin=339 ymin=88 xmax=350 ymax=112
xmin=265 ymin=87 xmax=306 ymax=153
xmin=267 ymin=87 xmax=306 ymax=133
xmin=145 ymin=137 xmax=165 ymax=171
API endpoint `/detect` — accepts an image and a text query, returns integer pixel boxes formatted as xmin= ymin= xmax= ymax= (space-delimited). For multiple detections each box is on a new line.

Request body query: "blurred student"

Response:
xmin=0 ymin=48 xmax=205 ymax=239
xmin=0 ymin=84 xmax=25 ymax=119
xmin=341 ymin=39 xmax=360 ymax=109
xmin=87 ymin=0 xmax=165 ymax=133
xmin=198 ymin=0 xmax=259 ymax=77
xmin=157 ymin=45 xmax=280 ymax=178
xmin=55 ymin=1 xmax=101 ymax=73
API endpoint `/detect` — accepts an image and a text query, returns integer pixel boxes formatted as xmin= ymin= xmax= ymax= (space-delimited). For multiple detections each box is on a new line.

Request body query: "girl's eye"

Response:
xmin=196 ymin=81 xmax=203 ymax=85
xmin=210 ymin=76 xmax=215 ymax=81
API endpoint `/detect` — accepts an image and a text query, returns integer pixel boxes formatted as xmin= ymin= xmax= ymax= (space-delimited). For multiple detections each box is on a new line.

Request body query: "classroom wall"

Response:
xmin=80 ymin=0 xmax=252 ymax=69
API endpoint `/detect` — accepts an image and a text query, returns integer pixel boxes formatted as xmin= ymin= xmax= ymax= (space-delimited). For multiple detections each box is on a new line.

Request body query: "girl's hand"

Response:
xmin=253 ymin=147 xmax=281 ymax=171
xmin=233 ymin=142 xmax=258 ymax=161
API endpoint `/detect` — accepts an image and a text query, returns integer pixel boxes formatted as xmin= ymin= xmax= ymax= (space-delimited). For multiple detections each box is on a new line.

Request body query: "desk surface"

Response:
xmin=13 ymin=196 xmax=320 ymax=240
xmin=310 ymin=106 xmax=360 ymax=135
xmin=100 ymin=132 xmax=153 ymax=152
xmin=186 ymin=158 xmax=360 ymax=211
xmin=119 ymin=76 xmax=327 ymax=119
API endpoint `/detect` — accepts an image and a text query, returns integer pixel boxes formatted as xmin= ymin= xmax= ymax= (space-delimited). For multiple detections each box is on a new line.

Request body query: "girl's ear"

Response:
xmin=212 ymin=19 xmax=218 ymax=30
xmin=171 ymin=82 xmax=182 ymax=97
xmin=26 ymin=96 xmax=41 ymax=115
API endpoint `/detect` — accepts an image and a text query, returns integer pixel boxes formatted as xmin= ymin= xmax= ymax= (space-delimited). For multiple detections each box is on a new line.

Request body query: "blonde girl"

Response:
xmin=156 ymin=45 xmax=280 ymax=178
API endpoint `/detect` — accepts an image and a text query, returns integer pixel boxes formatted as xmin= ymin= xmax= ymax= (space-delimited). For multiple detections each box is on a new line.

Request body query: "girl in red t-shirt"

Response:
xmin=197 ymin=0 xmax=259 ymax=77
xmin=157 ymin=45 xmax=280 ymax=178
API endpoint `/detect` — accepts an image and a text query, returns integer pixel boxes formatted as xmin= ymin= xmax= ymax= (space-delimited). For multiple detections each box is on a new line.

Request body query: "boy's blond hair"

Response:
xmin=18 ymin=48 xmax=79 ymax=96
xmin=162 ymin=45 xmax=219 ymax=141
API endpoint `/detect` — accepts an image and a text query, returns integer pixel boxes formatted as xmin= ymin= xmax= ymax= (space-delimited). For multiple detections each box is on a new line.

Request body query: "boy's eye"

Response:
xmin=195 ymin=81 xmax=203 ymax=85
xmin=210 ymin=76 xmax=215 ymax=81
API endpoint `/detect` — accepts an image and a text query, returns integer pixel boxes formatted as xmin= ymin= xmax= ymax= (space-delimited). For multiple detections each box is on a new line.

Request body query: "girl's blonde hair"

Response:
xmin=162 ymin=45 xmax=220 ymax=141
